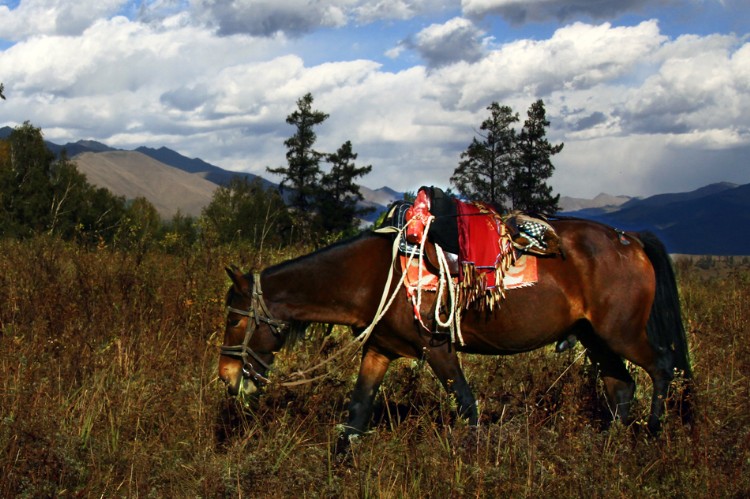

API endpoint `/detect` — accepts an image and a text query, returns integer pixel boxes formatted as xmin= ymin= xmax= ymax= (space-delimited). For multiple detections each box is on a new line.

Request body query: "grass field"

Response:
xmin=1 ymin=237 xmax=748 ymax=497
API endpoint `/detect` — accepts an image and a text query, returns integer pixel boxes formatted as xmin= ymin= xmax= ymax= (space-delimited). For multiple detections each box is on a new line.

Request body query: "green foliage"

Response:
xmin=201 ymin=176 xmax=292 ymax=248
xmin=267 ymin=93 xmax=372 ymax=240
xmin=0 ymin=122 xmax=129 ymax=243
xmin=116 ymin=196 xmax=161 ymax=253
xmin=0 ymin=121 xmax=55 ymax=236
xmin=451 ymin=100 xmax=563 ymax=214
xmin=160 ymin=210 xmax=199 ymax=254
xmin=451 ymin=103 xmax=518 ymax=208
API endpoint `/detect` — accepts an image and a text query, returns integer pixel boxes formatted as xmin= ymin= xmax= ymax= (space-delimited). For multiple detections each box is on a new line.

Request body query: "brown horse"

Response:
xmin=218 ymin=218 xmax=692 ymax=446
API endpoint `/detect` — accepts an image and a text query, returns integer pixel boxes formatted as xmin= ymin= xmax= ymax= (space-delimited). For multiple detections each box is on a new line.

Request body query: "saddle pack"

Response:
xmin=379 ymin=187 xmax=561 ymax=312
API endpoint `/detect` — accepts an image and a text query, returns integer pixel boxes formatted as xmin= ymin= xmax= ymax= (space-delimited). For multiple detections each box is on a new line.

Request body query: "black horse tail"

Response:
xmin=639 ymin=231 xmax=694 ymax=422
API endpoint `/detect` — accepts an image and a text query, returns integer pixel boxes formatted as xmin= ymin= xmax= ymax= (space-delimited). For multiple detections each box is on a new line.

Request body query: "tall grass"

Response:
xmin=0 ymin=238 xmax=748 ymax=496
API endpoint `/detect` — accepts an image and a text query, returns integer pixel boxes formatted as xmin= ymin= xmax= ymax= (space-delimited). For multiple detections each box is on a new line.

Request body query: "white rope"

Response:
xmin=280 ymin=224 xmax=412 ymax=386
xmin=413 ymin=215 xmax=434 ymax=330
xmin=433 ymin=243 xmax=465 ymax=346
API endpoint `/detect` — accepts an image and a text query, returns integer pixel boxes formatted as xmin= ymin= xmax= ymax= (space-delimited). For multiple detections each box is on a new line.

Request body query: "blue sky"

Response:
xmin=1 ymin=0 xmax=749 ymax=198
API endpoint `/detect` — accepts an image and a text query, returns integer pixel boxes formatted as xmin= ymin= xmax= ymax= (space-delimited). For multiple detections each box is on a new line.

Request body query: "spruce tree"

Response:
xmin=267 ymin=93 xmax=329 ymax=216
xmin=317 ymin=140 xmax=373 ymax=234
xmin=450 ymin=102 xmax=518 ymax=209
xmin=511 ymin=99 xmax=563 ymax=213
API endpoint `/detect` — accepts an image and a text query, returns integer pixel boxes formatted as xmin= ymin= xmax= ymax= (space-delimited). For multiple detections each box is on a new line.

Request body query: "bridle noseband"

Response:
xmin=220 ymin=272 xmax=287 ymax=385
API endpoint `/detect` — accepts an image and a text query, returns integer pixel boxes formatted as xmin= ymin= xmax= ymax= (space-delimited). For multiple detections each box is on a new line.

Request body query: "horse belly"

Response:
xmin=457 ymin=283 xmax=580 ymax=355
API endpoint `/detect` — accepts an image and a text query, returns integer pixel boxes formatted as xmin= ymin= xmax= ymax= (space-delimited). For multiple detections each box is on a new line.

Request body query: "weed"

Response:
xmin=1 ymin=239 xmax=749 ymax=496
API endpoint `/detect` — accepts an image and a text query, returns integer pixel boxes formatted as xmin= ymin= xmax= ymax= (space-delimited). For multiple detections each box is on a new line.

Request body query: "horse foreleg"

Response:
xmin=338 ymin=347 xmax=392 ymax=448
xmin=425 ymin=348 xmax=478 ymax=425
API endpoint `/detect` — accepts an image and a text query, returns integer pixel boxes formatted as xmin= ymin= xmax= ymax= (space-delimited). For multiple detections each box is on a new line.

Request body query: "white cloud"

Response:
xmin=411 ymin=17 xmax=485 ymax=67
xmin=0 ymin=0 xmax=127 ymax=40
xmin=425 ymin=21 xmax=666 ymax=109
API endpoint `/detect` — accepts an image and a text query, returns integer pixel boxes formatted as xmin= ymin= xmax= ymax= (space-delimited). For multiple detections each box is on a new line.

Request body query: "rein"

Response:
xmin=278 ymin=226 xmax=407 ymax=387
xmin=223 ymin=227 xmax=410 ymax=388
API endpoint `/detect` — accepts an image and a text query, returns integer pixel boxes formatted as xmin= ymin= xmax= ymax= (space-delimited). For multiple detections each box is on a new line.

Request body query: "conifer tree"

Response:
xmin=267 ymin=93 xmax=328 ymax=216
xmin=511 ymin=99 xmax=563 ymax=213
xmin=450 ymin=102 xmax=518 ymax=209
xmin=317 ymin=140 xmax=373 ymax=234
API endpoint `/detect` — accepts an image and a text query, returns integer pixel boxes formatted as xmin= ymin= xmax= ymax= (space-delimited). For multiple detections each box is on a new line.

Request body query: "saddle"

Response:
xmin=380 ymin=200 xmax=459 ymax=274
xmin=380 ymin=199 xmax=561 ymax=271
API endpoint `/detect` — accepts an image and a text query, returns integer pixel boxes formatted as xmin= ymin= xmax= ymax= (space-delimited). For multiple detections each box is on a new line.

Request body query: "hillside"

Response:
xmin=136 ymin=146 xmax=274 ymax=188
xmin=73 ymin=151 xmax=217 ymax=218
xmin=563 ymin=182 xmax=750 ymax=255
xmin=558 ymin=192 xmax=632 ymax=213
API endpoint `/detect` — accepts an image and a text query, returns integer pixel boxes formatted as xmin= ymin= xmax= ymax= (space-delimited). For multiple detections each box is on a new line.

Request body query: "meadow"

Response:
xmin=1 ymin=237 xmax=748 ymax=497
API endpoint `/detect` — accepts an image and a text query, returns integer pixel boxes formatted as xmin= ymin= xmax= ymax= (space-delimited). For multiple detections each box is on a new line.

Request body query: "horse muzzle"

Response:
xmin=220 ymin=361 xmax=264 ymax=399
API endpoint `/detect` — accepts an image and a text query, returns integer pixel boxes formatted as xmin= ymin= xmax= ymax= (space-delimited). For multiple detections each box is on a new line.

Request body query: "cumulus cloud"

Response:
xmin=461 ymin=0 xmax=657 ymax=23
xmin=191 ymin=0 xmax=348 ymax=37
xmin=409 ymin=17 xmax=486 ymax=67
xmin=1 ymin=2 xmax=749 ymax=198
xmin=616 ymin=34 xmax=750 ymax=136
xmin=426 ymin=20 xmax=666 ymax=110
xmin=0 ymin=0 xmax=127 ymax=40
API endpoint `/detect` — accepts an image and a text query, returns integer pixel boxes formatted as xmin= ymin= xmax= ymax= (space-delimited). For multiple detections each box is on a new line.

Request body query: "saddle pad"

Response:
xmin=401 ymin=254 xmax=537 ymax=294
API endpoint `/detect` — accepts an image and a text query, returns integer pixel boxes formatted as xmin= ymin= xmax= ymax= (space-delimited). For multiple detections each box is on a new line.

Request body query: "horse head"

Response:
xmin=218 ymin=265 xmax=288 ymax=399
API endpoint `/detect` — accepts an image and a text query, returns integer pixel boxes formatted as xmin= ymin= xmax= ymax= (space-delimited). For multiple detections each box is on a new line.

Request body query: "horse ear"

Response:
xmin=225 ymin=265 xmax=249 ymax=293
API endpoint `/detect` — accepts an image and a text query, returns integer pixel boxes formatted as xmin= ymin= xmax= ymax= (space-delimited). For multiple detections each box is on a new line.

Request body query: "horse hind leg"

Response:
xmin=610 ymin=335 xmax=674 ymax=435
xmin=582 ymin=338 xmax=637 ymax=425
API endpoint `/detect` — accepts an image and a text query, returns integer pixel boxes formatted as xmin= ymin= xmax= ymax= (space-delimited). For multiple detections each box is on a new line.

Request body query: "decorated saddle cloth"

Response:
xmin=454 ymin=200 xmax=516 ymax=309
xmin=380 ymin=192 xmax=558 ymax=312
xmin=397 ymin=198 xmax=542 ymax=311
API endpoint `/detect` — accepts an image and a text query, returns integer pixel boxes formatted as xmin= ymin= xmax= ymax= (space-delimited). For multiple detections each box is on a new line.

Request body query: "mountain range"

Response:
xmin=1 ymin=126 xmax=747 ymax=254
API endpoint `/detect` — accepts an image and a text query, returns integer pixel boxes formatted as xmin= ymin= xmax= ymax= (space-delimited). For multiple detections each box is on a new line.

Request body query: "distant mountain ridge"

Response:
xmin=2 ymin=126 xmax=746 ymax=254
xmin=560 ymin=182 xmax=749 ymax=255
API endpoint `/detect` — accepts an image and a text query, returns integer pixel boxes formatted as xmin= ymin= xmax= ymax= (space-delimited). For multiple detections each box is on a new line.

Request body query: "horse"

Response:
xmin=218 ymin=217 xmax=693 ymax=447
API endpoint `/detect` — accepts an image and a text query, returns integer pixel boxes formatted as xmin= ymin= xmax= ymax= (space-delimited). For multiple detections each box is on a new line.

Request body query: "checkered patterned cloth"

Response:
xmin=517 ymin=220 xmax=549 ymax=250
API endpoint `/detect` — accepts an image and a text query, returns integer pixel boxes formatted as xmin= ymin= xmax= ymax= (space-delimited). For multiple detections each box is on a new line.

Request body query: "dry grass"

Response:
xmin=1 ymin=238 xmax=748 ymax=497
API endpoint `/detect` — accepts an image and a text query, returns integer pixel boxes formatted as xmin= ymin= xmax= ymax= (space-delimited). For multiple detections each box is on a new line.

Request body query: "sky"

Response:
xmin=0 ymin=0 xmax=749 ymax=199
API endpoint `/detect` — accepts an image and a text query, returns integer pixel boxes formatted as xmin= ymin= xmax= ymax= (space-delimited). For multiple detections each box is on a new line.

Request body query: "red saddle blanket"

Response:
xmin=401 ymin=253 xmax=538 ymax=294
xmin=455 ymin=201 xmax=515 ymax=308
xmin=401 ymin=199 xmax=532 ymax=311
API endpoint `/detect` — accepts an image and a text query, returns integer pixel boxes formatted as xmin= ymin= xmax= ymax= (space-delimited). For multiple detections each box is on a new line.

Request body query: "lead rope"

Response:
xmin=278 ymin=224 xmax=412 ymax=387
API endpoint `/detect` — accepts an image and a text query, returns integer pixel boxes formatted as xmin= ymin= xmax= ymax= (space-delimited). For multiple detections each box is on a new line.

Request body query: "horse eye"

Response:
xmin=228 ymin=319 xmax=242 ymax=328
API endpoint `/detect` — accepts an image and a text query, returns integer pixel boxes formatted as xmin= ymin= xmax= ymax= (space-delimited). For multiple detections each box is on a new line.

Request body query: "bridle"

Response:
xmin=220 ymin=272 xmax=288 ymax=385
